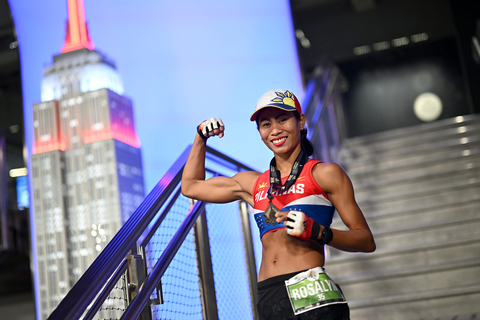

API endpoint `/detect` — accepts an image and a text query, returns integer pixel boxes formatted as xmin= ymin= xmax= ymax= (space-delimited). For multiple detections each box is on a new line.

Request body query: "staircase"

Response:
xmin=324 ymin=114 xmax=480 ymax=320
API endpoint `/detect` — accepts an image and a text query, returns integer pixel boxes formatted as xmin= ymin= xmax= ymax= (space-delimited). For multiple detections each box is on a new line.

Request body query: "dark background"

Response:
xmin=290 ymin=0 xmax=480 ymax=137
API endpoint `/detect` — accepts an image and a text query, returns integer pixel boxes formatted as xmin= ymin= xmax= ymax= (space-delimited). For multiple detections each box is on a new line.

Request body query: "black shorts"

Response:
xmin=257 ymin=270 xmax=350 ymax=320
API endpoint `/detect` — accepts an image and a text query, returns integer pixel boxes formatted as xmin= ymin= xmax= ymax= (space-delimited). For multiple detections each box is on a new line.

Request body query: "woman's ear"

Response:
xmin=299 ymin=114 xmax=306 ymax=130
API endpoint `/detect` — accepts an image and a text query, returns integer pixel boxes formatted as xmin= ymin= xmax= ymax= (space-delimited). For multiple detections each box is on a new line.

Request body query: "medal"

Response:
xmin=263 ymin=185 xmax=281 ymax=225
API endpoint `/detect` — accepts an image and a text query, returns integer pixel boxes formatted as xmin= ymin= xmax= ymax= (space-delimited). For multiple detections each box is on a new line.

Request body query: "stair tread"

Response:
xmin=335 ymin=256 xmax=480 ymax=284
xmin=332 ymin=212 xmax=480 ymax=237
xmin=355 ymin=177 xmax=480 ymax=205
xmin=343 ymin=134 xmax=480 ymax=164
xmin=343 ymin=114 xmax=480 ymax=148
xmin=345 ymin=144 xmax=480 ymax=173
xmin=347 ymin=283 xmax=480 ymax=309
xmin=326 ymin=233 xmax=480 ymax=264
xmin=349 ymin=154 xmax=480 ymax=185
xmin=356 ymin=191 xmax=480 ymax=218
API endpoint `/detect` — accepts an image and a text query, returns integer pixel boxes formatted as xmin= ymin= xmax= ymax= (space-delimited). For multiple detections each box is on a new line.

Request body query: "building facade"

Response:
xmin=31 ymin=2 xmax=144 ymax=318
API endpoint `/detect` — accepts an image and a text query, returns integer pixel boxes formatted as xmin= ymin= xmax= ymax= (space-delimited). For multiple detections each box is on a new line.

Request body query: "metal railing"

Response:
xmin=303 ymin=61 xmax=348 ymax=164
xmin=47 ymin=145 xmax=259 ymax=320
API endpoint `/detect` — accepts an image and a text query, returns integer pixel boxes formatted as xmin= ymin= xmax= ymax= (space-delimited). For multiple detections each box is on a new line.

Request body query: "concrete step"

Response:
xmin=343 ymin=136 xmax=480 ymax=173
xmin=415 ymin=313 xmax=479 ymax=320
xmin=344 ymin=140 xmax=480 ymax=177
xmin=353 ymin=165 xmax=480 ymax=202
xmin=349 ymin=151 xmax=480 ymax=190
xmin=341 ymin=130 xmax=480 ymax=168
xmin=355 ymin=178 xmax=480 ymax=210
xmin=350 ymin=115 xmax=479 ymax=143
xmin=324 ymin=234 xmax=480 ymax=277
xmin=348 ymin=283 xmax=480 ymax=320
xmin=351 ymin=186 xmax=480 ymax=221
xmin=336 ymin=257 xmax=480 ymax=301
xmin=333 ymin=199 xmax=480 ymax=231
xmin=333 ymin=212 xmax=480 ymax=250
xmin=341 ymin=115 xmax=480 ymax=155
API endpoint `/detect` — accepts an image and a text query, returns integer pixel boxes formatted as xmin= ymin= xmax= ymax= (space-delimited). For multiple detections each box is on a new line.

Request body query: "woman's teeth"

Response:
xmin=272 ymin=137 xmax=287 ymax=145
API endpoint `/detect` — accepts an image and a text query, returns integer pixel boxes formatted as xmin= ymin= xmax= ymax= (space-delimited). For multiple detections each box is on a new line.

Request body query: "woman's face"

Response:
xmin=257 ymin=107 xmax=304 ymax=155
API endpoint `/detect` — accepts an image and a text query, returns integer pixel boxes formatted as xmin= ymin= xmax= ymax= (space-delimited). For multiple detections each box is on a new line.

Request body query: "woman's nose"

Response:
xmin=269 ymin=122 xmax=281 ymax=132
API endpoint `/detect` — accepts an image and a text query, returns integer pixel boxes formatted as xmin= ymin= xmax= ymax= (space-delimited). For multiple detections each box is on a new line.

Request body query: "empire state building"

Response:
xmin=30 ymin=1 xmax=145 ymax=318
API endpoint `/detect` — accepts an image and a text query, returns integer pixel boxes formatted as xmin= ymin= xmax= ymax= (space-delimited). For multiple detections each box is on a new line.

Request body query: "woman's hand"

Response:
xmin=182 ymin=117 xmax=259 ymax=206
xmin=276 ymin=210 xmax=321 ymax=241
xmin=198 ymin=118 xmax=225 ymax=139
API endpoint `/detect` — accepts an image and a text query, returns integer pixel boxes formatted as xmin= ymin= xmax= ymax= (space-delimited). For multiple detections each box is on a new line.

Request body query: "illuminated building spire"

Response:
xmin=61 ymin=0 xmax=94 ymax=53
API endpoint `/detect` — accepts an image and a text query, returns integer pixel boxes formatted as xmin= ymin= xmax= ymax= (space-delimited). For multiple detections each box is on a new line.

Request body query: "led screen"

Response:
xmin=9 ymin=1 xmax=302 ymax=318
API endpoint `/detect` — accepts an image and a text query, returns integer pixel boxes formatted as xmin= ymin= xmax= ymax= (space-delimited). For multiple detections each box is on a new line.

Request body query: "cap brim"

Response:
xmin=250 ymin=104 xmax=298 ymax=122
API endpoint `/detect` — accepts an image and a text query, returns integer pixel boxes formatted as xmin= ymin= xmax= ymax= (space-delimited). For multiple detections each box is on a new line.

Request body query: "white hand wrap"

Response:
xmin=198 ymin=117 xmax=224 ymax=139
xmin=286 ymin=211 xmax=307 ymax=238
xmin=285 ymin=210 xmax=319 ymax=241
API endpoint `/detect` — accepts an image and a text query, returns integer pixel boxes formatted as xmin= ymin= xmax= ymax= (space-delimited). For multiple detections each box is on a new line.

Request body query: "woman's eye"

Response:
xmin=262 ymin=122 xmax=270 ymax=127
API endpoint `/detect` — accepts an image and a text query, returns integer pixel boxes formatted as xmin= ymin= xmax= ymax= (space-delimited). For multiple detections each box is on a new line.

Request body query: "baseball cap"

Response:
xmin=250 ymin=89 xmax=302 ymax=122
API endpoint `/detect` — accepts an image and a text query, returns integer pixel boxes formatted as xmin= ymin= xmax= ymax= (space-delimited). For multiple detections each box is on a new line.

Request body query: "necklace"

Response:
xmin=263 ymin=149 xmax=308 ymax=225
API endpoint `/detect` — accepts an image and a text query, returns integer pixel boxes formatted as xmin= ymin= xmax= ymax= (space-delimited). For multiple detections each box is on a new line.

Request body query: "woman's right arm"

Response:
xmin=181 ymin=120 xmax=258 ymax=206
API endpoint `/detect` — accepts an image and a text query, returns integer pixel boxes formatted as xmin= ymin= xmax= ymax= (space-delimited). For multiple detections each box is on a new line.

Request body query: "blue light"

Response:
xmin=40 ymin=74 xmax=61 ymax=101
xmin=16 ymin=176 xmax=30 ymax=210
xmin=41 ymin=61 xmax=124 ymax=102
xmin=79 ymin=63 xmax=124 ymax=95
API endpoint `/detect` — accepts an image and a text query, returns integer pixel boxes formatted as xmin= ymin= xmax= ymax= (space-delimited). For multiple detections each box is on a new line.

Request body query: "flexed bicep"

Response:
xmin=182 ymin=171 xmax=258 ymax=205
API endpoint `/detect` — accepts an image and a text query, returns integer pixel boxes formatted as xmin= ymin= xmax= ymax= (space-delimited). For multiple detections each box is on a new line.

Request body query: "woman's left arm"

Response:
xmin=314 ymin=163 xmax=376 ymax=253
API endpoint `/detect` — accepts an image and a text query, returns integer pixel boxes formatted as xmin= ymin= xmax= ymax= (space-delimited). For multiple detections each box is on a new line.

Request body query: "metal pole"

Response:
xmin=193 ymin=207 xmax=219 ymax=320
xmin=238 ymin=200 xmax=259 ymax=320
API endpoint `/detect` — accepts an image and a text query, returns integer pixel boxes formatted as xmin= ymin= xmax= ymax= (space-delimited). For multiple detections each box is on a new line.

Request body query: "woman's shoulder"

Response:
xmin=234 ymin=170 xmax=262 ymax=180
xmin=233 ymin=170 xmax=263 ymax=191
xmin=310 ymin=161 xmax=347 ymax=184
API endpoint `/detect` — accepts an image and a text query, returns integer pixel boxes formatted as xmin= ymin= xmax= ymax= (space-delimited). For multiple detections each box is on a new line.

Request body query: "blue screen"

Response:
xmin=9 ymin=1 xmax=302 ymax=318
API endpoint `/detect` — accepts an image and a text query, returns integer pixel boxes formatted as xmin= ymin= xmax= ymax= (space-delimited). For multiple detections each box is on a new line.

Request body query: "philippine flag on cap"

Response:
xmin=250 ymin=89 xmax=302 ymax=122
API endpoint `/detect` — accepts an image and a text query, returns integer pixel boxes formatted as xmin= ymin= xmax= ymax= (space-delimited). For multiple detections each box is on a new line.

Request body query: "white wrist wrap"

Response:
xmin=198 ymin=117 xmax=224 ymax=139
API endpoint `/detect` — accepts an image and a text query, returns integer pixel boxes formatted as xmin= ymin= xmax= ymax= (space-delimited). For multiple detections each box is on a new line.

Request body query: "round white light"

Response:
xmin=413 ymin=92 xmax=442 ymax=122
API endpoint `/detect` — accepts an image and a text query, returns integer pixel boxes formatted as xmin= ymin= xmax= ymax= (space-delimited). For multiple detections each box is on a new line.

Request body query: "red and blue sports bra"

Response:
xmin=252 ymin=159 xmax=335 ymax=239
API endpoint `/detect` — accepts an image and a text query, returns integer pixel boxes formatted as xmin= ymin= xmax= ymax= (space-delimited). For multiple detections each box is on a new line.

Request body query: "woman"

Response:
xmin=181 ymin=89 xmax=375 ymax=320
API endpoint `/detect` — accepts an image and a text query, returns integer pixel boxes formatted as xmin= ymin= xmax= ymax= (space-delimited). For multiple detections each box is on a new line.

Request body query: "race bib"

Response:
xmin=285 ymin=267 xmax=346 ymax=315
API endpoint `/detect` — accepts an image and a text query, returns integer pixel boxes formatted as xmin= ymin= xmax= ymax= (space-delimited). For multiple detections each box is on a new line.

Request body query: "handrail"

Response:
xmin=303 ymin=61 xmax=347 ymax=163
xmin=138 ymin=188 xmax=182 ymax=248
xmin=310 ymin=67 xmax=339 ymax=147
xmin=120 ymin=200 xmax=207 ymax=320
xmin=83 ymin=259 xmax=129 ymax=320
xmin=48 ymin=144 xmax=257 ymax=320
xmin=47 ymin=146 xmax=192 ymax=319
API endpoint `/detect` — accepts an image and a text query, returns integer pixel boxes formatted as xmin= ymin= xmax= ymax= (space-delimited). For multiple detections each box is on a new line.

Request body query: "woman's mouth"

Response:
xmin=272 ymin=137 xmax=287 ymax=146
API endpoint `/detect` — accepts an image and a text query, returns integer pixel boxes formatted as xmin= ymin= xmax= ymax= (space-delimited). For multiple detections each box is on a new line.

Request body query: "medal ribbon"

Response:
xmin=267 ymin=149 xmax=308 ymax=200
xmin=262 ymin=149 xmax=308 ymax=226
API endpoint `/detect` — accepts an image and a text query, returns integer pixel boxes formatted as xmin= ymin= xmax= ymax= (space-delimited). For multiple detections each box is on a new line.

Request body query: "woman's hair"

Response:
xmin=294 ymin=111 xmax=314 ymax=156
xmin=300 ymin=128 xmax=314 ymax=157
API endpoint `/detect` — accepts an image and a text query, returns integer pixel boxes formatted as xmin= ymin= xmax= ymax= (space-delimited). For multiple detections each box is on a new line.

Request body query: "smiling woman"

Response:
xmin=181 ymin=89 xmax=375 ymax=320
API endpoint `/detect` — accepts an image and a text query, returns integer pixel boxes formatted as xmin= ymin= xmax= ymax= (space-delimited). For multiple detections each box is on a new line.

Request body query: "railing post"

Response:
xmin=193 ymin=204 xmax=219 ymax=320
xmin=126 ymin=254 xmax=152 ymax=320
xmin=138 ymin=245 xmax=164 ymax=306
xmin=238 ymin=200 xmax=259 ymax=320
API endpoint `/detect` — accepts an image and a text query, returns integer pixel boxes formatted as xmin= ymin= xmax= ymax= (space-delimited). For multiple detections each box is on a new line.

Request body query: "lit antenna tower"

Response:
xmin=31 ymin=1 xmax=144 ymax=318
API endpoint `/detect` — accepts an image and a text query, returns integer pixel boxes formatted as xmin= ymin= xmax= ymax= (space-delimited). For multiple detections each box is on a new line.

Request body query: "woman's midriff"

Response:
xmin=258 ymin=228 xmax=325 ymax=282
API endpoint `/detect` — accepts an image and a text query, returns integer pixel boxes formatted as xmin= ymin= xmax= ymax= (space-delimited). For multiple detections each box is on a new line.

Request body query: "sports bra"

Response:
xmin=252 ymin=159 xmax=335 ymax=238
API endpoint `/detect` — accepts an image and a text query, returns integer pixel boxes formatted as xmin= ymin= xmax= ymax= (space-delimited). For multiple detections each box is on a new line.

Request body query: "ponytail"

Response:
xmin=300 ymin=128 xmax=314 ymax=157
